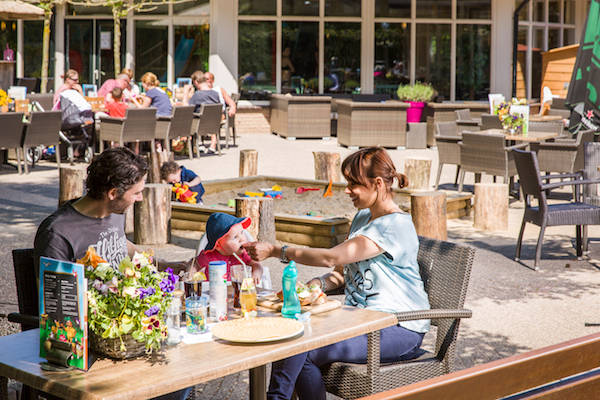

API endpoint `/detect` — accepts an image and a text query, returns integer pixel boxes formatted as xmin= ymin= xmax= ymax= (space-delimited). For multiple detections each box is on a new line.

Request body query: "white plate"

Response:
xmin=210 ymin=317 xmax=304 ymax=343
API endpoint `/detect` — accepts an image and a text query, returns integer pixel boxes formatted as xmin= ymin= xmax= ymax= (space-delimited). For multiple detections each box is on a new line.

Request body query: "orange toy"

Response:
xmin=323 ymin=179 xmax=333 ymax=198
xmin=173 ymin=183 xmax=198 ymax=204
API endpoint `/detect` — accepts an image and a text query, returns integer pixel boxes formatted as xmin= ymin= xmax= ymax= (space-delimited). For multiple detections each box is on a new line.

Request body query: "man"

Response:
xmin=204 ymin=71 xmax=237 ymax=118
xmin=34 ymin=147 xmax=147 ymax=271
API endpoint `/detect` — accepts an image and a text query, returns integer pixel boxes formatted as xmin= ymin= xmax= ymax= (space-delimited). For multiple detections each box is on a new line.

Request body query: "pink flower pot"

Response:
xmin=406 ymin=101 xmax=426 ymax=123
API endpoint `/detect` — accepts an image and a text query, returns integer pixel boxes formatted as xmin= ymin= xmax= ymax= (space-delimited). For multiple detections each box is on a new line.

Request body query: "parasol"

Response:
xmin=0 ymin=1 xmax=44 ymax=20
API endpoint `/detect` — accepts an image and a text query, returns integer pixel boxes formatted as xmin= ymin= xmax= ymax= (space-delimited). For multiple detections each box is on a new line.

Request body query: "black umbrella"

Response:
xmin=566 ymin=0 xmax=600 ymax=131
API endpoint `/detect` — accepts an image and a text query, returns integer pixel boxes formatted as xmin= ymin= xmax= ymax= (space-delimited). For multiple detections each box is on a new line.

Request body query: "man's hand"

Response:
xmin=243 ymin=242 xmax=275 ymax=261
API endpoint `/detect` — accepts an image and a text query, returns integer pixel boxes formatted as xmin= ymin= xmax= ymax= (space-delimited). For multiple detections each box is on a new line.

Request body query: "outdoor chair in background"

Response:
xmin=458 ymin=131 xmax=527 ymax=193
xmin=583 ymin=142 xmax=600 ymax=207
xmin=455 ymin=109 xmax=480 ymax=128
xmin=27 ymin=93 xmax=53 ymax=111
xmin=529 ymin=129 xmax=593 ymax=177
xmin=192 ymin=103 xmax=223 ymax=156
xmin=21 ymin=110 xmax=62 ymax=174
xmin=98 ymin=108 xmax=157 ymax=153
xmin=0 ymin=112 xmax=25 ymax=174
xmin=513 ymin=149 xmax=600 ymax=269
xmin=155 ymin=105 xmax=195 ymax=152
xmin=479 ymin=113 xmax=502 ymax=130
xmin=223 ymin=92 xmax=240 ymax=148
xmin=321 ymin=236 xmax=475 ymax=399
xmin=434 ymin=121 xmax=462 ymax=189
xmin=528 ymin=120 xmax=565 ymax=136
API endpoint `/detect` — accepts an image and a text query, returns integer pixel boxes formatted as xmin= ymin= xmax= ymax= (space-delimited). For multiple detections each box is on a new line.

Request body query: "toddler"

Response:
xmin=190 ymin=212 xmax=263 ymax=284
xmin=105 ymin=87 xmax=128 ymax=118
xmin=160 ymin=161 xmax=205 ymax=204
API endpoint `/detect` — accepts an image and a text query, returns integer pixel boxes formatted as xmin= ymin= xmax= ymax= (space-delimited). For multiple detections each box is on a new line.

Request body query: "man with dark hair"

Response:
xmin=34 ymin=147 xmax=148 ymax=270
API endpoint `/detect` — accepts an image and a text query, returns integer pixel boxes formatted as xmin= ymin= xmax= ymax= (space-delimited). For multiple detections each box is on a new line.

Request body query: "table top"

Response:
xmin=529 ymin=114 xmax=564 ymax=122
xmin=0 ymin=307 xmax=396 ymax=400
xmin=480 ymin=129 xmax=559 ymax=143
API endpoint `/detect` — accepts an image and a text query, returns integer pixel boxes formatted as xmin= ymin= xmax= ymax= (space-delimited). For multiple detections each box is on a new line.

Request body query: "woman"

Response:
xmin=53 ymin=69 xmax=83 ymax=109
xmin=244 ymin=147 xmax=430 ymax=400
xmin=140 ymin=72 xmax=172 ymax=117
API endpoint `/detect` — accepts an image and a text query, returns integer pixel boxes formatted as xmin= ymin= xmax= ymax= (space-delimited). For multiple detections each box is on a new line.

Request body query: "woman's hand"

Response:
xmin=243 ymin=242 xmax=276 ymax=261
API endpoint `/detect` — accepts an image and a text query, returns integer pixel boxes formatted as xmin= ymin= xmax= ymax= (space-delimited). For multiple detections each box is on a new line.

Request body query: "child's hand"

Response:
xmin=251 ymin=263 xmax=263 ymax=286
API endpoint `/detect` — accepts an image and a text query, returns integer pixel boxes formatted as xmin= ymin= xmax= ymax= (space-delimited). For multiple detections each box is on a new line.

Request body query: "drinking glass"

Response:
xmin=240 ymin=278 xmax=257 ymax=318
xmin=185 ymin=296 xmax=207 ymax=334
xmin=166 ymin=295 xmax=182 ymax=345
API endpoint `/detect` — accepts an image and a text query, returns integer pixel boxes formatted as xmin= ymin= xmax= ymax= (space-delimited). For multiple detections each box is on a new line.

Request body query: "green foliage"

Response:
xmin=396 ymin=82 xmax=436 ymax=102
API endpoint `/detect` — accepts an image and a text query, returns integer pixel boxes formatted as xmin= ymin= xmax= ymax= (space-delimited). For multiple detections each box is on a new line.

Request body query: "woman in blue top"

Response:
xmin=140 ymin=72 xmax=172 ymax=117
xmin=244 ymin=147 xmax=430 ymax=400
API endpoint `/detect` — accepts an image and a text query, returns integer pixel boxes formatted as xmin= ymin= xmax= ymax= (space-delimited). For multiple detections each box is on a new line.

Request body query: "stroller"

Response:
xmin=58 ymin=90 xmax=95 ymax=163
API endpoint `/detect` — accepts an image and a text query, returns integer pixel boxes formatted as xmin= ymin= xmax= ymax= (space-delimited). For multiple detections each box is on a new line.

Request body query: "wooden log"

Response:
xmin=474 ymin=183 xmax=508 ymax=231
xmin=312 ymin=151 xmax=341 ymax=182
xmin=411 ymin=191 xmax=447 ymax=240
xmin=58 ymin=165 xmax=87 ymax=207
xmin=172 ymin=219 xmax=206 ymax=231
xmin=124 ymin=206 xmax=134 ymax=234
xmin=235 ymin=197 xmax=276 ymax=243
xmin=404 ymin=158 xmax=432 ymax=191
xmin=239 ymin=149 xmax=258 ymax=177
xmin=147 ymin=150 xmax=174 ymax=183
xmin=134 ymin=184 xmax=171 ymax=245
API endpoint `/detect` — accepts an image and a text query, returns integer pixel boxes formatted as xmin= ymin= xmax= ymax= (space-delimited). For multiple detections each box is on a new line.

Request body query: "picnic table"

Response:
xmin=0 ymin=306 xmax=396 ymax=400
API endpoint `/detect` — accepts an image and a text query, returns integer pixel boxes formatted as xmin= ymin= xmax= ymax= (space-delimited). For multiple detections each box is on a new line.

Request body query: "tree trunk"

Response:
xmin=235 ymin=197 xmax=275 ymax=243
xmin=312 ymin=151 xmax=341 ymax=182
xmin=474 ymin=183 xmax=508 ymax=231
xmin=58 ymin=165 xmax=86 ymax=207
xmin=239 ymin=149 xmax=258 ymax=177
xmin=404 ymin=158 xmax=432 ymax=191
xmin=41 ymin=9 xmax=52 ymax=94
xmin=113 ymin=9 xmax=122 ymax=76
xmin=147 ymin=150 xmax=174 ymax=183
xmin=410 ymin=191 xmax=447 ymax=240
xmin=134 ymin=184 xmax=171 ymax=245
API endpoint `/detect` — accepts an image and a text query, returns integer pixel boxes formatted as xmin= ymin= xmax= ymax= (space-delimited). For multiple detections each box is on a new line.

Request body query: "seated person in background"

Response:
xmin=53 ymin=69 xmax=83 ymax=109
xmin=188 ymin=212 xmax=263 ymax=284
xmin=140 ymin=72 xmax=172 ymax=117
xmin=120 ymin=68 xmax=140 ymax=97
xmin=204 ymin=71 xmax=237 ymax=118
xmin=160 ymin=160 xmax=205 ymax=204
xmin=105 ymin=87 xmax=129 ymax=118
xmin=183 ymin=70 xmax=222 ymax=153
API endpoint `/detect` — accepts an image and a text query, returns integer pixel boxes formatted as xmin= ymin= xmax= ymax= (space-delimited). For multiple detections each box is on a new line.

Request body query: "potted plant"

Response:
xmin=396 ymin=82 xmax=436 ymax=123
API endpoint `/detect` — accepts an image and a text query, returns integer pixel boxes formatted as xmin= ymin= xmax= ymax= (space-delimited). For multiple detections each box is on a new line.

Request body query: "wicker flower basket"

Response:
xmin=89 ymin=330 xmax=147 ymax=359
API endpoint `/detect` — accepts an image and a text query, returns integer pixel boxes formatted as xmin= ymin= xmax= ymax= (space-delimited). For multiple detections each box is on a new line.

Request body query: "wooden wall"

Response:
xmin=540 ymin=44 xmax=579 ymax=99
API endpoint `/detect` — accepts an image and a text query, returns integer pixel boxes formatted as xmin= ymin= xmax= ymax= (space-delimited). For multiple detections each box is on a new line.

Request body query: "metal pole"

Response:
xmin=513 ymin=0 xmax=530 ymax=98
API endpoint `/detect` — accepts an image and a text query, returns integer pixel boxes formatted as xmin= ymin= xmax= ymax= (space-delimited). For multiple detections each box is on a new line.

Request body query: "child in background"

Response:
xmin=160 ymin=161 xmax=205 ymax=204
xmin=189 ymin=212 xmax=263 ymax=284
xmin=105 ymin=87 xmax=128 ymax=118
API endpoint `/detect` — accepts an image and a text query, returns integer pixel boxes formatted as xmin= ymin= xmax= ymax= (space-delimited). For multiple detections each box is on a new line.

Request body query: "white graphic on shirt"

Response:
xmin=92 ymin=226 xmax=128 ymax=270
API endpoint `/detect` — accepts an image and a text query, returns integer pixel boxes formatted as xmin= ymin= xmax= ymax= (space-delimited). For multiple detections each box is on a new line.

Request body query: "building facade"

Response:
xmin=0 ymin=0 xmax=589 ymax=101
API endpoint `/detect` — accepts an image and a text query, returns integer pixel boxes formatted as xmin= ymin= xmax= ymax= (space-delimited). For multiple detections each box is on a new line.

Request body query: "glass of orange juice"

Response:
xmin=240 ymin=277 xmax=257 ymax=318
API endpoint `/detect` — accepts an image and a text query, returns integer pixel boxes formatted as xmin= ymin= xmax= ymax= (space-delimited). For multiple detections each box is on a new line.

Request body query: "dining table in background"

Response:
xmin=479 ymin=128 xmax=559 ymax=143
xmin=0 ymin=306 xmax=397 ymax=400
xmin=529 ymin=114 xmax=564 ymax=122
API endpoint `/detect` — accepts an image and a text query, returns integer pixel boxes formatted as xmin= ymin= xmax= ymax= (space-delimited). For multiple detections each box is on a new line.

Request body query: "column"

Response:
xmin=490 ymin=0 xmax=513 ymax=99
xmin=17 ymin=20 xmax=23 ymax=78
xmin=54 ymin=3 xmax=66 ymax=92
xmin=360 ymin=0 xmax=374 ymax=94
xmin=209 ymin=0 xmax=238 ymax=94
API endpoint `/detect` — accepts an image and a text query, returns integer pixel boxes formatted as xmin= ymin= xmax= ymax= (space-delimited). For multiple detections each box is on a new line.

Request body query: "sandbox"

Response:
xmin=171 ymin=176 xmax=472 ymax=247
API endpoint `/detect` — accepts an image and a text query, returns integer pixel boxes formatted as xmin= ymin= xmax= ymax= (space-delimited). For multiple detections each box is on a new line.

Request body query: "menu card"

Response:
xmin=39 ymin=257 xmax=88 ymax=370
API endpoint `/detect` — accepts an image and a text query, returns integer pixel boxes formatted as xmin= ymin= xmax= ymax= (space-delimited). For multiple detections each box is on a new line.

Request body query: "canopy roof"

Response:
xmin=0 ymin=1 xmax=44 ymax=20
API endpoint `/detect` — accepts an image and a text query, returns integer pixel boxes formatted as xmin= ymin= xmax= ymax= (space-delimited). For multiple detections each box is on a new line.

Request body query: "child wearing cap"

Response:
xmin=190 ymin=212 xmax=263 ymax=284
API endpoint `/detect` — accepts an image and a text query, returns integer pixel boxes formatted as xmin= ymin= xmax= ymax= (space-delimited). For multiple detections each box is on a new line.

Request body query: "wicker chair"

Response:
xmin=528 ymin=120 xmax=564 ymax=134
xmin=479 ymin=113 xmax=502 ymax=130
xmin=224 ymin=92 xmax=240 ymax=148
xmin=529 ymin=129 xmax=593 ymax=175
xmin=458 ymin=131 xmax=527 ymax=192
xmin=154 ymin=105 xmax=195 ymax=152
xmin=321 ymin=236 xmax=475 ymax=399
xmin=22 ymin=110 xmax=63 ymax=173
xmin=454 ymin=109 xmax=480 ymax=128
xmin=434 ymin=121 xmax=462 ymax=189
xmin=513 ymin=149 xmax=600 ymax=269
xmin=0 ymin=112 xmax=25 ymax=174
xmin=98 ymin=108 xmax=157 ymax=152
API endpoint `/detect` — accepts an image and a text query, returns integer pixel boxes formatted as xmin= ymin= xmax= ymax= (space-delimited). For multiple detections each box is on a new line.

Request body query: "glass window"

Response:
xmin=532 ymin=27 xmax=544 ymax=97
xmin=68 ymin=4 xmax=111 ymax=15
xmin=516 ymin=26 xmax=528 ymax=99
xmin=174 ymin=25 xmax=210 ymax=79
xmin=282 ymin=21 xmax=318 ymax=94
xmin=238 ymin=21 xmax=276 ymax=95
xmin=548 ymin=27 xmax=561 ymax=49
xmin=515 ymin=0 xmax=529 ymax=21
xmin=456 ymin=24 xmax=490 ymax=100
xmin=325 ymin=0 xmax=361 ymax=17
xmin=416 ymin=0 xmax=451 ymax=19
xmin=283 ymin=0 xmax=318 ymax=16
xmin=548 ymin=0 xmax=560 ymax=22
xmin=457 ymin=0 xmax=491 ymax=19
xmin=375 ymin=0 xmax=411 ymax=18
xmin=24 ymin=20 xmax=54 ymax=79
xmin=66 ymin=20 xmax=92 ymax=84
xmin=239 ymin=0 xmax=276 ymax=15
xmin=324 ymin=22 xmax=361 ymax=94
xmin=0 ymin=20 xmax=17 ymax=60
xmin=564 ymin=0 xmax=576 ymax=24
xmin=563 ymin=28 xmax=576 ymax=45
xmin=534 ymin=26 xmax=545 ymax=50
xmin=174 ymin=0 xmax=210 ymax=16
xmin=533 ymin=0 xmax=545 ymax=22
xmin=415 ymin=24 xmax=451 ymax=100
xmin=374 ymin=23 xmax=410 ymax=96
xmin=135 ymin=21 xmax=167 ymax=84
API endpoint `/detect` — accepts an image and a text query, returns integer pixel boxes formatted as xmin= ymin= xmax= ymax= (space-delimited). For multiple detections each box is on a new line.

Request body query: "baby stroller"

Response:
xmin=59 ymin=90 xmax=95 ymax=163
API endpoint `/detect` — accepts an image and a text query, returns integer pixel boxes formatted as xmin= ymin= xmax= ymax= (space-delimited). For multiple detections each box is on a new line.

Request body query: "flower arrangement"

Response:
xmin=0 ymin=89 xmax=10 ymax=108
xmin=497 ymin=98 xmax=527 ymax=132
xmin=78 ymin=248 xmax=178 ymax=354
xmin=396 ymin=82 xmax=436 ymax=103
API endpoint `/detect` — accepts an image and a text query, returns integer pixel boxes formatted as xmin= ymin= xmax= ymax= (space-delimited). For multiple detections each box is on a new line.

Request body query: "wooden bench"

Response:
xmin=359 ymin=332 xmax=600 ymax=400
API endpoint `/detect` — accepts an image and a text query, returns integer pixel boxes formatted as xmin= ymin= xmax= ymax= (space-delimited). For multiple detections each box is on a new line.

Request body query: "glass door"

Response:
xmin=96 ymin=20 xmax=126 ymax=87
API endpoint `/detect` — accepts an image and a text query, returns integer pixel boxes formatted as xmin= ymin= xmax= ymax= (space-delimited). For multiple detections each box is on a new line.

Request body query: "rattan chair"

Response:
xmin=458 ymin=131 xmax=527 ymax=192
xmin=513 ymin=149 xmax=600 ymax=269
xmin=98 ymin=108 xmax=157 ymax=153
xmin=434 ymin=121 xmax=461 ymax=189
xmin=454 ymin=109 xmax=480 ymax=128
xmin=528 ymin=120 xmax=564 ymax=135
xmin=224 ymin=92 xmax=240 ymax=148
xmin=529 ymin=129 xmax=593 ymax=174
xmin=321 ymin=236 xmax=475 ymax=399
xmin=0 ymin=112 xmax=25 ymax=174
xmin=479 ymin=113 xmax=502 ymax=130
xmin=22 ymin=110 xmax=62 ymax=173
xmin=584 ymin=142 xmax=600 ymax=207
xmin=154 ymin=105 xmax=195 ymax=152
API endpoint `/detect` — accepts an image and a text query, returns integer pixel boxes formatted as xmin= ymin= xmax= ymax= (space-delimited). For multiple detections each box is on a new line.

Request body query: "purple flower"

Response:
xmin=144 ymin=306 xmax=160 ymax=317
xmin=93 ymin=279 xmax=108 ymax=294
xmin=159 ymin=268 xmax=179 ymax=293
xmin=139 ymin=287 xmax=156 ymax=300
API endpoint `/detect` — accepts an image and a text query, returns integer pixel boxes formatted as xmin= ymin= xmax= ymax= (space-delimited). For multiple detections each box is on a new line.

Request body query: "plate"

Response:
xmin=210 ymin=317 xmax=304 ymax=343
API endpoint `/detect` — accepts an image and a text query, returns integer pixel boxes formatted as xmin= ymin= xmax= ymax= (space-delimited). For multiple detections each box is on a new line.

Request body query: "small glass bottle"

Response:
xmin=166 ymin=295 xmax=182 ymax=345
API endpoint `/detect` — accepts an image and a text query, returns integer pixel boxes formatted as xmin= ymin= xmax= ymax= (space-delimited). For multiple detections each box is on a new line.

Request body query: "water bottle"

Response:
xmin=208 ymin=261 xmax=228 ymax=321
xmin=281 ymin=261 xmax=301 ymax=319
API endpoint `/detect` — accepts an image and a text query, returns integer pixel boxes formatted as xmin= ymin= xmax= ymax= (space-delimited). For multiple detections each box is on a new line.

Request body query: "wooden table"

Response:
xmin=480 ymin=129 xmax=559 ymax=143
xmin=0 ymin=307 xmax=396 ymax=400
xmin=529 ymin=114 xmax=564 ymax=122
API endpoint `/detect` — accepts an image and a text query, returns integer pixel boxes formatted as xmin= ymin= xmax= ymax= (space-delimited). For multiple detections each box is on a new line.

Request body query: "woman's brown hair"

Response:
xmin=341 ymin=147 xmax=408 ymax=191
xmin=63 ymin=69 xmax=78 ymax=81
xmin=141 ymin=72 xmax=159 ymax=87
